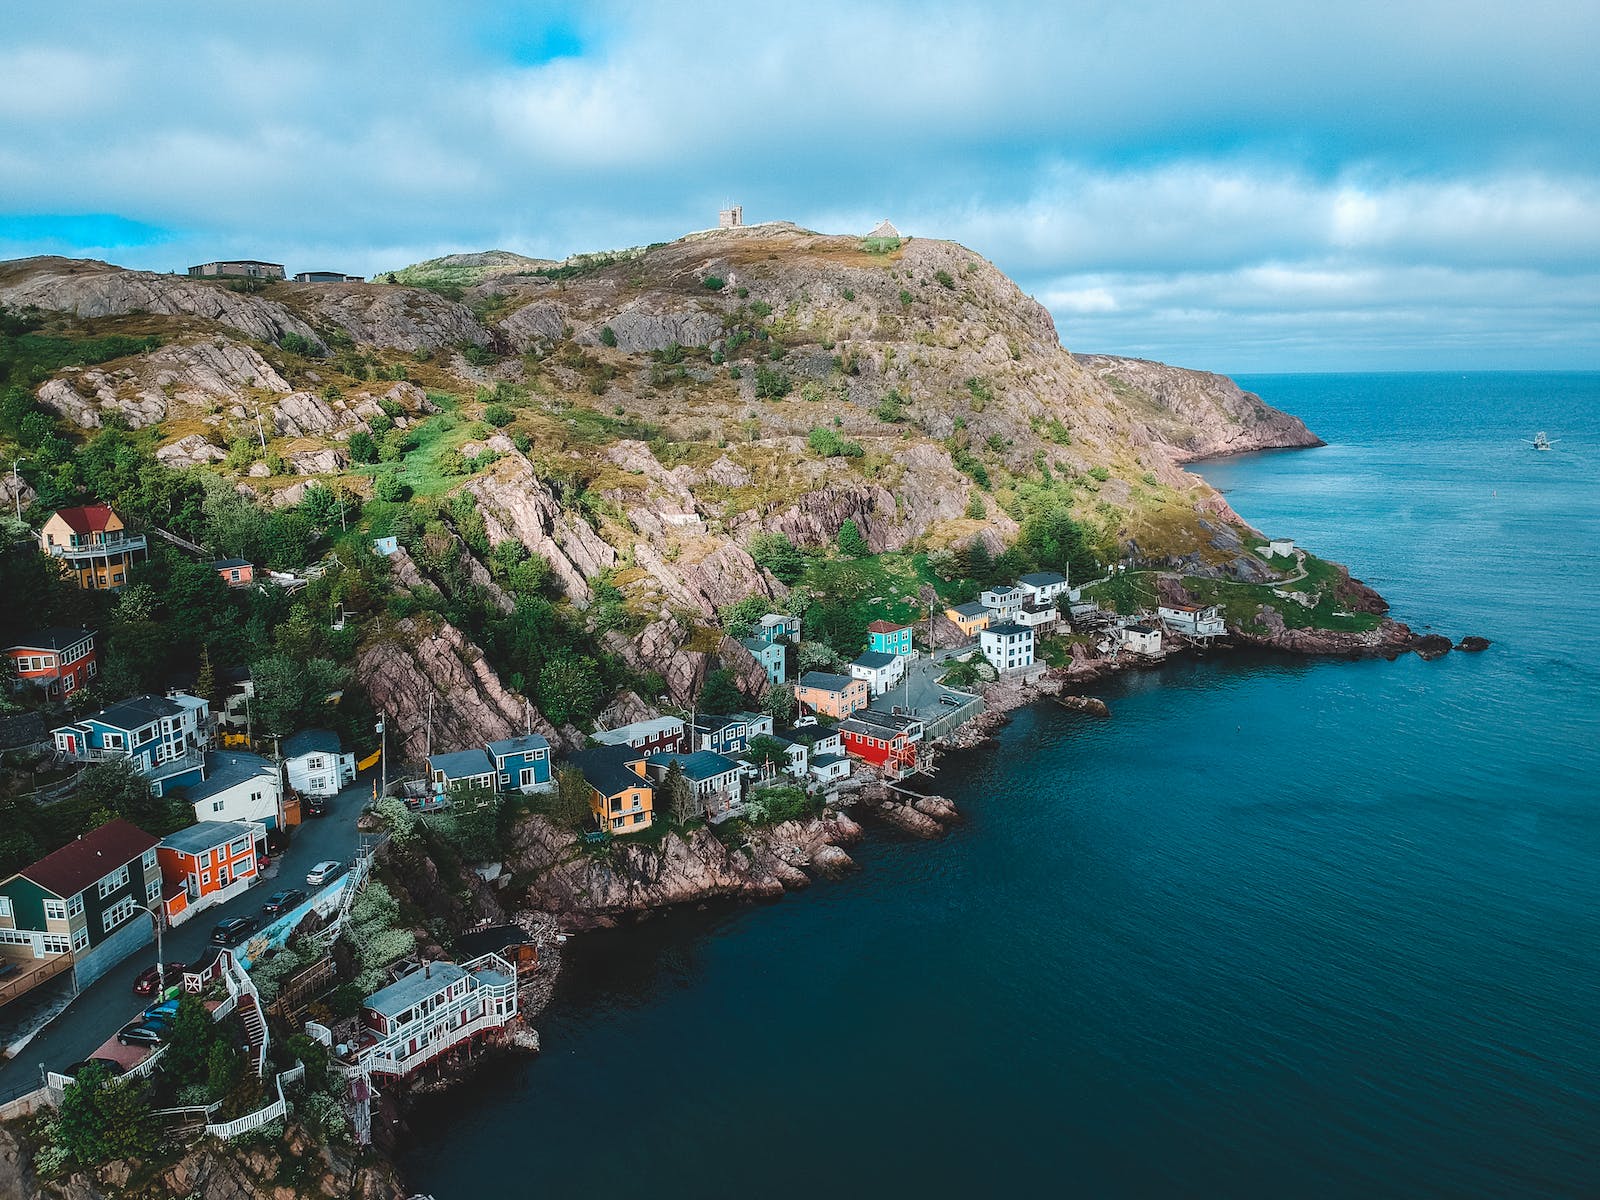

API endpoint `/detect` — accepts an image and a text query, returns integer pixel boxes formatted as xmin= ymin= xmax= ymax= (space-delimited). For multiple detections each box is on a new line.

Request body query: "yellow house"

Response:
xmin=794 ymin=671 xmax=869 ymax=719
xmin=38 ymin=505 xmax=148 ymax=590
xmin=569 ymin=748 xmax=654 ymax=834
xmin=945 ymin=601 xmax=991 ymax=638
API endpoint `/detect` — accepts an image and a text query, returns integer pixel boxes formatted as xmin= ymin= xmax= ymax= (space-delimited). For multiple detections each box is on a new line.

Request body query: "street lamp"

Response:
xmin=144 ymin=902 xmax=165 ymax=997
xmin=10 ymin=458 xmax=23 ymax=525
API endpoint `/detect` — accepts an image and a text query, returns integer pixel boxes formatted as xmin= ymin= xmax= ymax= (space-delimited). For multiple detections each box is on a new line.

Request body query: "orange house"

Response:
xmin=567 ymin=748 xmax=654 ymax=834
xmin=212 ymin=558 xmax=255 ymax=588
xmin=157 ymin=820 xmax=262 ymax=925
xmin=5 ymin=627 xmax=97 ymax=699
xmin=794 ymin=671 xmax=869 ymax=719
xmin=38 ymin=505 xmax=148 ymax=590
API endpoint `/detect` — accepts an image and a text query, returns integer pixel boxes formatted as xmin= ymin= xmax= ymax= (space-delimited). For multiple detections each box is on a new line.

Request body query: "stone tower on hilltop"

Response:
xmin=718 ymin=204 xmax=743 ymax=229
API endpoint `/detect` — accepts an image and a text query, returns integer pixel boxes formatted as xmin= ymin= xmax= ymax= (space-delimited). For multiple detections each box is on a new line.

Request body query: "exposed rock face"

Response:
xmin=354 ymin=616 xmax=570 ymax=762
xmin=1410 ymin=633 xmax=1454 ymax=660
xmin=585 ymin=302 xmax=724 ymax=353
xmin=1073 ymin=354 xmax=1324 ymax=462
xmin=0 ymin=1118 xmax=405 ymax=1200
xmin=156 ymin=433 xmax=226 ymax=467
xmin=601 ymin=616 xmax=767 ymax=707
xmin=0 ymin=256 xmax=324 ymax=348
xmin=302 ymin=286 xmax=493 ymax=352
xmin=505 ymin=808 xmax=865 ymax=925
xmin=1234 ymin=606 xmax=1417 ymax=658
xmin=464 ymin=438 xmax=617 ymax=599
xmin=1457 ymin=636 xmax=1491 ymax=652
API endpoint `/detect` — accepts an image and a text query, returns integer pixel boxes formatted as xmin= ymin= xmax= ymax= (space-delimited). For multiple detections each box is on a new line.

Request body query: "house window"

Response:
xmin=42 ymin=934 xmax=71 ymax=954
xmin=0 ymin=896 xmax=10 ymax=919
xmin=87 ymin=659 xmax=97 ymax=678
xmin=97 ymin=865 xmax=130 ymax=899
xmin=142 ymin=849 xmax=156 ymax=874
xmin=71 ymin=927 xmax=89 ymax=953
xmin=67 ymin=893 xmax=84 ymax=918
xmin=228 ymin=837 xmax=250 ymax=858
xmin=146 ymin=880 xmax=160 ymax=904
xmin=104 ymin=733 xmax=125 ymax=750
xmin=44 ymin=900 xmax=67 ymax=921
xmin=213 ymin=800 xmax=226 ymax=813
xmin=201 ymin=871 xmax=210 ymax=885
xmin=62 ymin=673 xmax=76 ymax=693
xmin=101 ymin=896 xmax=135 ymax=932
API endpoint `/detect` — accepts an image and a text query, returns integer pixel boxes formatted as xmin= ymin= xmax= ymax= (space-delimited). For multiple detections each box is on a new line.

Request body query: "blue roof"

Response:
xmin=1018 ymin=572 xmax=1066 ymax=587
xmin=853 ymin=651 xmax=898 ymax=670
xmin=567 ymin=746 xmax=649 ymax=796
xmin=428 ymin=748 xmax=495 ymax=780
xmin=365 ymin=961 xmax=469 ymax=1018
xmin=798 ymin=671 xmax=854 ymax=692
xmin=486 ymin=734 xmax=550 ymax=759
xmin=652 ymin=750 xmax=741 ymax=783
xmin=160 ymin=820 xmax=257 ymax=856
xmin=283 ymin=729 xmax=341 ymax=760
xmin=949 ymin=601 xmax=988 ymax=618
xmin=182 ymin=751 xmax=276 ymax=802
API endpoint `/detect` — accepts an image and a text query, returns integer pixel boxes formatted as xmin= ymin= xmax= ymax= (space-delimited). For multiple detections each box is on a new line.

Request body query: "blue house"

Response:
xmin=52 ymin=692 xmax=212 ymax=796
xmin=426 ymin=748 xmax=497 ymax=806
xmin=739 ymin=636 xmax=786 ymax=686
xmin=755 ymin=613 xmax=799 ymax=645
xmin=693 ymin=715 xmax=750 ymax=756
xmin=866 ymin=620 xmax=914 ymax=657
xmin=486 ymin=734 xmax=553 ymax=793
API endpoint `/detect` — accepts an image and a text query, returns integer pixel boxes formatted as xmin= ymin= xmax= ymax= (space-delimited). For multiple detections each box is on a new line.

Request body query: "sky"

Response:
xmin=2 ymin=0 xmax=1597 ymax=373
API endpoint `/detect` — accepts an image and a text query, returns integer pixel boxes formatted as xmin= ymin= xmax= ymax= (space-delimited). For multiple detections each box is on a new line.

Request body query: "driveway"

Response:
xmin=868 ymin=655 xmax=971 ymax=723
xmin=0 ymin=771 xmax=374 ymax=1093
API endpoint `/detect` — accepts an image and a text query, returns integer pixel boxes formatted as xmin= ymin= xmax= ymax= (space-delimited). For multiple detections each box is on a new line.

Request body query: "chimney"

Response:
xmin=424 ymin=962 xmax=431 ymax=979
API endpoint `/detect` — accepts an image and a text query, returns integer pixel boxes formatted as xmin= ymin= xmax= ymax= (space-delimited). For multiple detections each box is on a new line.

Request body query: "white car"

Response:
xmin=305 ymin=860 xmax=342 ymax=886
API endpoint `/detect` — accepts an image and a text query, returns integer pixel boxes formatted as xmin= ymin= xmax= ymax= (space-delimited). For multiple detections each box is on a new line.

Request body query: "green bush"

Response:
xmin=841 ymin=288 xmax=855 ymax=301
xmin=373 ymin=472 xmax=410 ymax=502
xmin=278 ymin=332 xmax=322 ymax=357
xmin=703 ymin=276 xmax=725 ymax=291
xmin=875 ymin=390 xmax=907 ymax=422
xmin=899 ymin=289 xmax=913 ymax=307
xmin=754 ymin=365 xmax=791 ymax=400
xmin=935 ymin=269 xmax=955 ymax=289
xmin=483 ymin=403 xmax=514 ymax=427
xmin=1088 ymin=465 xmax=1110 ymax=482
xmin=807 ymin=427 xmax=864 ymax=458
xmin=461 ymin=343 xmax=496 ymax=367
xmin=599 ymin=325 xmax=618 ymax=348
xmin=837 ymin=519 xmax=868 ymax=557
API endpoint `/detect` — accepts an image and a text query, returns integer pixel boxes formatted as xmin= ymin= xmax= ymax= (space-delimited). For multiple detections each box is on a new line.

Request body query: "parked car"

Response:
xmin=65 ymin=1057 xmax=126 ymax=1078
xmin=117 ymin=1017 xmax=173 ymax=1047
xmin=305 ymin=860 xmax=342 ymax=886
xmin=261 ymin=889 xmax=306 ymax=917
xmin=132 ymin=961 xmax=187 ymax=996
xmin=142 ymin=997 xmax=181 ymax=1021
xmin=305 ymin=796 xmax=328 ymax=818
xmin=210 ymin=915 xmax=261 ymax=945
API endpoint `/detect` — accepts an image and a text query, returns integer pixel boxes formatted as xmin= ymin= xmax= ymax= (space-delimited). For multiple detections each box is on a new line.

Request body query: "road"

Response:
xmin=0 ymin=771 xmax=375 ymax=1093
xmin=869 ymin=655 xmax=970 ymax=723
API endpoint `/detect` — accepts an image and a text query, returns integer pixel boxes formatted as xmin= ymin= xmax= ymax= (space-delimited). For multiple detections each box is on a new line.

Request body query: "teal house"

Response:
xmin=866 ymin=619 xmax=914 ymax=657
xmin=487 ymin=734 xmax=553 ymax=793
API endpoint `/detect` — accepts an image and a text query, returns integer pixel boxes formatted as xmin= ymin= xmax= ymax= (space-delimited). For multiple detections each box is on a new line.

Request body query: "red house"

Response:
xmin=838 ymin=713 xmax=921 ymax=775
xmin=5 ymin=628 xmax=97 ymax=699
xmin=211 ymin=559 xmax=254 ymax=588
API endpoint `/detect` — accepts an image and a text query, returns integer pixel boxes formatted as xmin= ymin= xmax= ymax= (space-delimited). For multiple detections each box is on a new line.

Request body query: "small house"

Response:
xmin=371 ymin=536 xmax=399 ymax=556
xmin=643 ymin=750 xmax=745 ymax=822
xmin=756 ymin=613 xmax=800 ymax=644
xmin=731 ymin=711 xmax=775 ymax=740
xmin=486 ymin=734 xmax=553 ymax=793
xmin=184 ymin=750 xmax=283 ymax=829
xmin=187 ymin=260 xmax=285 ymax=279
xmin=567 ymin=747 xmax=654 ymax=834
xmin=866 ymin=619 xmax=915 ymax=658
xmin=839 ymin=717 xmax=918 ymax=775
xmin=349 ymin=953 xmax=518 ymax=1078
xmin=292 ymin=271 xmax=363 ymax=283
xmin=980 ymin=585 xmax=1026 ymax=622
xmin=157 ymin=820 xmax=263 ymax=925
xmin=1014 ymin=601 xmax=1059 ymax=633
xmin=38 ymin=505 xmax=147 ymax=590
xmin=1158 ymin=603 xmax=1226 ymax=640
xmin=427 ymin=749 xmax=497 ymax=800
xmin=850 ymin=650 xmax=906 ymax=696
xmin=740 ymin=637 xmax=786 ymax=686
xmin=1267 ymin=538 xmax=1295 ymax=559
xmin=980 ymin=623 xmax=1035 ymax=674
xmin=944 ymin=602 xmax=990 ymax=639
xmin=282 ymin=730 xmax=356 ymax=798
xmin=0 ymin=819 xmax=161 ymax=990
xmin=5 ymin=627 xmax=97 ymax=699
xmin=591 ymin=716 xmax=685 ymax=757
xmin=1017 ymin=572 xmax=1070 ymax=605
xmin=692 ymin=714 xmax=751 ymax=756
xmin=794 ymin=672 xmax=869 ymax=720
xmin=1121 ymin=624 xmax=1163 ymax=656
xmin=212 ymin=558 xmax=254 ymax=588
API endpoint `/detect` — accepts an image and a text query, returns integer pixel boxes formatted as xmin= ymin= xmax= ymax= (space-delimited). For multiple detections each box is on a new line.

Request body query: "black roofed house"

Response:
xmin=283 ymin=730 xmax=356 ymax=798
xmin=426 ymin=748 xmax=497 ymax=810
xmin=183 ymin=749 xmax=282 ymax=832
xmin=566 ymin=746 xmax=654 ymax=834
xmin=292 ymin=271 xmax=364 ymax=283
xmin=188 ymin=260 xmax=284 ymax=279
xmin=337 ymin=953 xmax=519 ymax=1079
xmin=0 ymin=818 xmax=161 ymax=997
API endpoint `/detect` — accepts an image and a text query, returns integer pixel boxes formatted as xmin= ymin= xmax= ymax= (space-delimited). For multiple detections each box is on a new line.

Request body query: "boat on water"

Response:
xmin=1529 ymin=431 xmax=1557 ymax=450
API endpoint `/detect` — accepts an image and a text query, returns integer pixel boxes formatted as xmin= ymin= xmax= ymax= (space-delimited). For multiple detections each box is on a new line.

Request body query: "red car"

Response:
xmin=131 ymin=962 xmax=186 ymax=997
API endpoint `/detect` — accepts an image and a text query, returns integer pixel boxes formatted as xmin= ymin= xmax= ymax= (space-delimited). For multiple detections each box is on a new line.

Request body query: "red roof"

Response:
xmin=49 ymin=505 xmax=118 ymax=534
xmin=21 ymin=819 xmax=157 ymax=899
xmin=866 ymin=620 xmax=910 ymax=634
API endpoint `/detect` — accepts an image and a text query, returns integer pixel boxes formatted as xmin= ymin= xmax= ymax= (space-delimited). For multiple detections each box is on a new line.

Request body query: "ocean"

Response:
xmin=400 ymin=372 xmax=1600 ymax=1199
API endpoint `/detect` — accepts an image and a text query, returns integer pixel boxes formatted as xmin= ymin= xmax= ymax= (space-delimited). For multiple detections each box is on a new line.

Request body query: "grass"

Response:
xmin=347 ymin=411 xmax=480 ymax=497
xmin=1081 ymin=564 xmax=1381 ymax=634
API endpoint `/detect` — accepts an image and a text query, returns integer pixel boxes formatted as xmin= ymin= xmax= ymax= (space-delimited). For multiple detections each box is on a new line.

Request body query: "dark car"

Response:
xmin=65 ymin=1057 xmax=126 ymax=1078
xmin=210 ymin=915 xmax=261 ymax=945
xmin=261 ymin=889 xmax=306 ymax=917
xmin=305 ymin=796 xmax=328 ymax=818
xmin=117 ymin=1017 xmax=173 ymax=1047
xmin=132 ymin=961 xmax=187 ymax=996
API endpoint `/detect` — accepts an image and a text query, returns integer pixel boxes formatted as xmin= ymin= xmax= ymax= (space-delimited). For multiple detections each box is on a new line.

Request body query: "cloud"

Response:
xmin=0 ymin=0 xmax=1594 ymax=369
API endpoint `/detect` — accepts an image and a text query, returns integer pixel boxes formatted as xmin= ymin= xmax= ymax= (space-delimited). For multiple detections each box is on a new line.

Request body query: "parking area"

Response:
xmin=868 ymin=655 xmax=978 ymax=724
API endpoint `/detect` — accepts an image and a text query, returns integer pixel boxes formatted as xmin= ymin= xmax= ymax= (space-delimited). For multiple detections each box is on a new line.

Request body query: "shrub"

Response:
xmin=1088 ymin=465 xmax=1110 ymax=482
xmin=899 ymin=289 xmax=913 ymax=307
xmin=966 ymin=494 xmax=986 ymax=519
xmin=935 ymin=269 xmax=955 ymax=289
xmin=736 ymin=286 xmax=749 ymax=298
xmin=875 ymin=390 xmax=907 ymax=422
xmin=836 ymin=519 xmax=868 ymax=557
xmin=806 ymin=427 xmax=863 ymax=458
xmin=461 ymin=343 xmax=496 ymax=367
xmin=373 ymin=472 xmax=410 ymax=502
xmin=750 ymin=300 xmax=773 ymax=319
xmin=753 ymin=365 xmax=791 ymax=400
xmin=598 ymin=325 xmax=618 ymax=348
xmin=278 ymin=332 xmax=322 ymax=357
xmin=841 ymin=288 xmax=855 ymax=301
xmin=703 ymin=276 xmax=725 ymax=291
xmin=483 ymin=403 xmax=514 ymax=427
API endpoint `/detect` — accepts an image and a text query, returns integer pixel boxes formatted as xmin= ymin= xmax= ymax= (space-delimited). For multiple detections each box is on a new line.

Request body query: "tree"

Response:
xmin=662 ymin=760 xmax=696 ymax=824
xmin=836 ymin=519 xmax=868 ymax=558
xmin=747 ymin=735 xmax=790 ymax=777
xmin=53 ymin=1063 xmax=158 ymax=1168
xmin=599 ymin=325 xmax=618 ymax=348
xmin=966 ymin=493 xmax=987 ymax=520
xmin=762 ymin=683 xmax=797 ymax=725
xmin=194 ymin=646 xmax=216 ymax=707
xmin=700 ymin=668 xmax=744 ymax=714
xmin=798 ymin=641 xmax=845 ymax=673
xmin=251 ymin=653 xmax=345 ymax=736
xmin=161 ymin=993 xmax=217 ymax=1083
xmin=538 ymin=654 xmax=603 ymax=725
xmin=718 ymin=595 xmax=769 ymax=639
xmin=551 ymin=766 xmax=595 ymax=829
xmin=348 ymin=430 xmax=378 ymax=463
xmin=748 ymin=532 xmax=806 ymax=584
xmin=79 ymin=759 xmax=189 ymax=836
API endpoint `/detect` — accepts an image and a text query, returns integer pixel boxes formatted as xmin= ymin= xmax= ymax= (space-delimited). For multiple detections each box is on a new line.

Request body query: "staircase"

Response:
xmin=237 ymin=992 xmax=268 ymax=1076
xmin=149 ymin=526 xmax=209 ymax=556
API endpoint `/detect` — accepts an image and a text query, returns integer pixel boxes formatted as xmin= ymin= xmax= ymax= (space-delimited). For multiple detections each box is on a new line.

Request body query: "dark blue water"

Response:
xmin=402 ymin=373 xmax=1600 ymax=1199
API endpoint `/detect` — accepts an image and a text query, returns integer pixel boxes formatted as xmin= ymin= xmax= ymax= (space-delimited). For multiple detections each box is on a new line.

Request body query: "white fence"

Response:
xmin=203 ymin=1062 xmax=303 ymax=1140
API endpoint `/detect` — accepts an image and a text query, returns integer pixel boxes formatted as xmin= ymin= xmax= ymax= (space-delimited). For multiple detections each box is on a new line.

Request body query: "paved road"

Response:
xmin=869 ymin=655 xmax=970 ymax=723
xmin=0 ymin=771 xmax=374 ymax=1093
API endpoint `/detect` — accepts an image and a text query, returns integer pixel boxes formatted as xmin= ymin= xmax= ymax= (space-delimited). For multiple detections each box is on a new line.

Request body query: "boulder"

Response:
xmin=1411 ymin=633 xmax=1453 ymax=661
xmin=156 ymin=433 xmax=226 ymax=467
xmin=1456 ymin=636 xmax=1491 ymax=652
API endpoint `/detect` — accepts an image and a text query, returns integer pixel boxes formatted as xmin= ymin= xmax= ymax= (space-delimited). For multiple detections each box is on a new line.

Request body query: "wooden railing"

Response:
xmin=203 ymin=1062 xmax=302 ymax=1140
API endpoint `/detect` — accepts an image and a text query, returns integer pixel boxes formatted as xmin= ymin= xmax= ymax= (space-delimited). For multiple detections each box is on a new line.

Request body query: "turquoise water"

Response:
xmin=402 ymin=373 xmax=1600 ymax=1199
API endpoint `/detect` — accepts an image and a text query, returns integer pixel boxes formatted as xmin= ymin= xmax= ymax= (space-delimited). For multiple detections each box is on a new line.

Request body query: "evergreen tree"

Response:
xmin=836 ymin=519 xmax=868 ymax=558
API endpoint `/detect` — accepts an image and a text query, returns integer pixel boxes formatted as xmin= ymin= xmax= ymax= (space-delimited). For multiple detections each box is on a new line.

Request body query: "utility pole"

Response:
xmin=10 ymin=458 xmax=23 ymax=524
xmin=253 ymin=403 xmax=268 ymax=451
xmin=145 ymin=903 xmax=164 ymax=995
xmin=377 ymin=716 xmax=387 ymax=801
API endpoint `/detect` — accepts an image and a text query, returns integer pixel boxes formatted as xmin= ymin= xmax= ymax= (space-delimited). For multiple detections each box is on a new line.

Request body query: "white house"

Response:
xmin=341 ymin=953 xmax=518 ymax=1079
xmin=282 ymin=730 xmax=356 ymax=798
xmin=182 ymin=750 xmax=284 ymax=829
xmin=1014 ymin=601 xmax=1059 ymax=633
xmin=1017 ymin=572 xmax=1070 ymax=605
xmin=1121 ymin=623 xmax=1163 ymax=656
xmin=849 ymin=651 xmax=906 ymax=696
xmin=980 ymin=585 xmax=1026 ymax=622
xmin=980 ymin=623 xmax=1035 ymax=673
xmin=785 ymin=725 xmax=851 ymax=785
xmin=1158 ymin=603 xmax=1227 ymax=640
xmin=1267 ymin=538 xmax=1295 ymax=559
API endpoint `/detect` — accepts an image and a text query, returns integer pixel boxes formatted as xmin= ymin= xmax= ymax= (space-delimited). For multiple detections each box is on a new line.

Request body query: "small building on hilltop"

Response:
xmin=188 ymin=260 xmax=285 ymax=280
xmin=641 ymin=750 xmax=744 ymax=822
xmin=426 ymin=749 xmax=497 ymax=803
xmin=719 ymin=205 xmax=744 ymax=229
xmin=850 ymin=650 xmax=906 ymax=696
xmin=945 ymin=601 xmax=990 ymax=639
xmin=567 ymin=747 xmax=654 ymax=835
xmin=292 ymin=270 xmax=363 ymax=283
xmin=344 ymin=954 xmax=519 ymax=1079
xmin=868 ymin=219 xmax=901 ymax=239
xmin=52 ymin=692 xmax=211 ymax=795
xmin=740 ymin=636 xmax=786 ymax=686
xmin=1120 ymin=624 xmax=1163 ymax=657
xmin=866 ymin=619 xmax=915 ymax=658
xmin=486 ymin=734 xmax=553 ymax=794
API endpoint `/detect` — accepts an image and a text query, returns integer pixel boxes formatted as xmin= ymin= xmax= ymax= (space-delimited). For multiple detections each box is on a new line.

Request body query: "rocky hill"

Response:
xmin=0 ymin=223 xmax=1325 ymax=759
